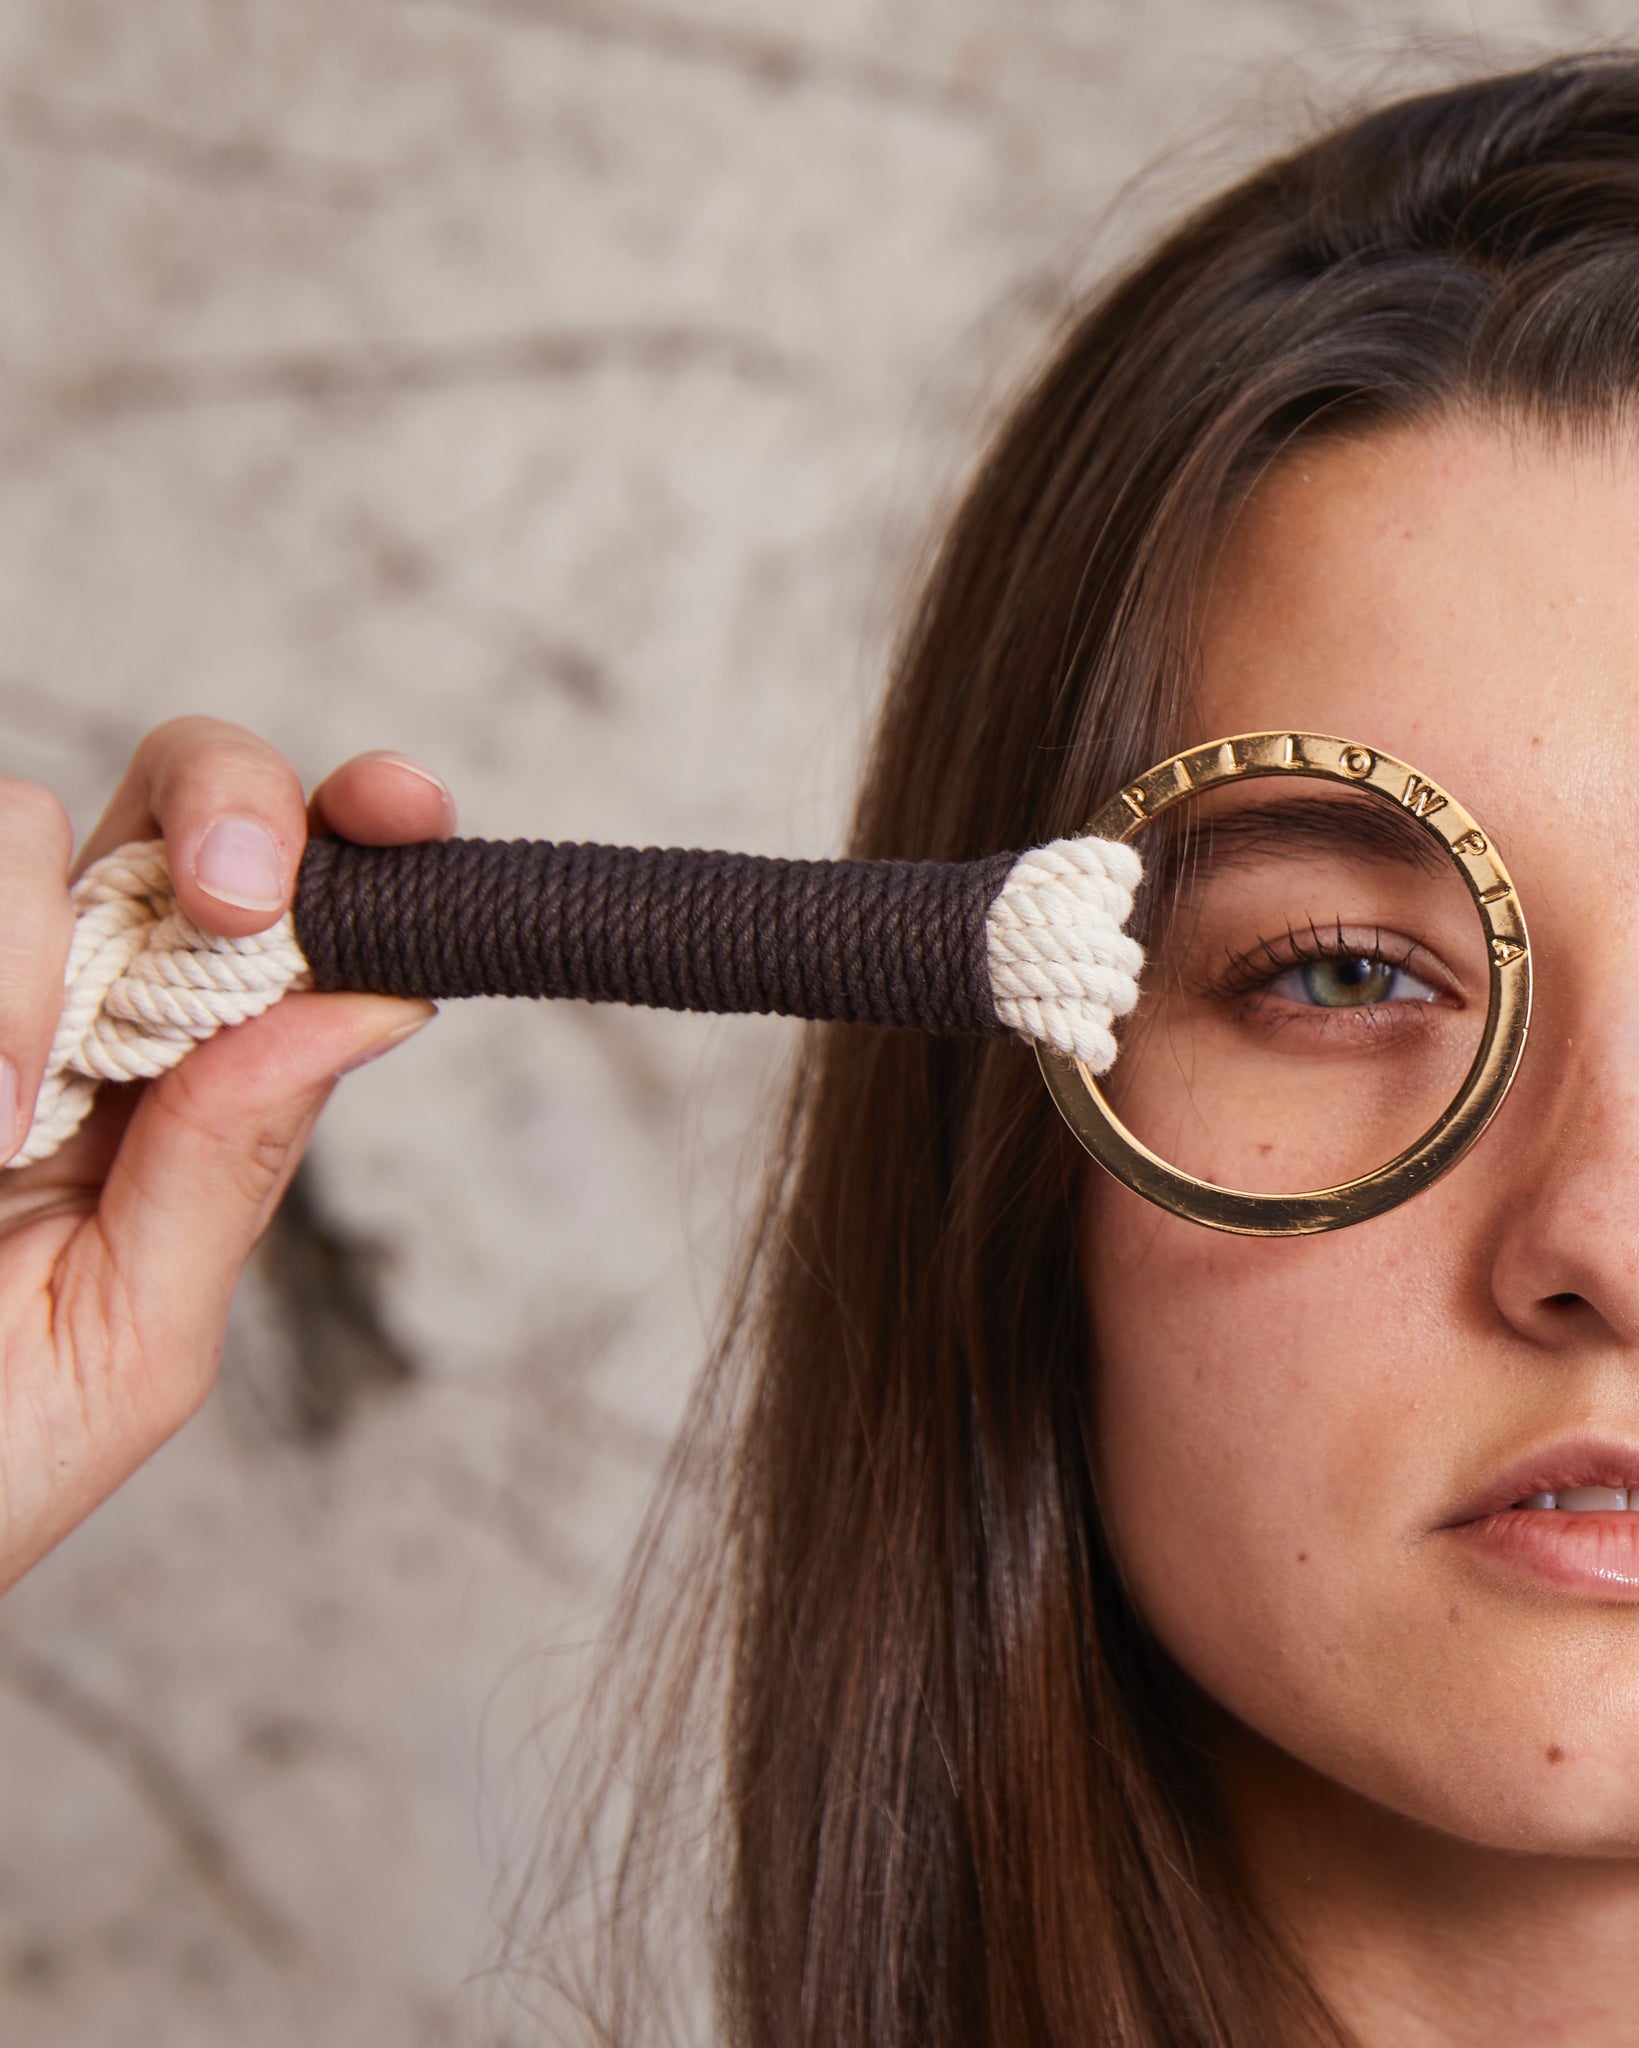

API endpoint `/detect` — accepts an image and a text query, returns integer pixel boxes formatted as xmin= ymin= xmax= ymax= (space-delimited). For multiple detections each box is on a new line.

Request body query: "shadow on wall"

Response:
xmin=238 ymin=1162 xmax=418 ymax=1444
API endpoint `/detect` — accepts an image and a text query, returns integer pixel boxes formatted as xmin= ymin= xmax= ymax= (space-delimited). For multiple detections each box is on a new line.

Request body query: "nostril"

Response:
xmin=1545 ymin=1292 xmax=1584 ymax=1311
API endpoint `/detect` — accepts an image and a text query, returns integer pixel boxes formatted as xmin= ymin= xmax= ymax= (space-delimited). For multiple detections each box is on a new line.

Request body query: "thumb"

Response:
xmin=92 ymin=990 xmax=435 ymax=1383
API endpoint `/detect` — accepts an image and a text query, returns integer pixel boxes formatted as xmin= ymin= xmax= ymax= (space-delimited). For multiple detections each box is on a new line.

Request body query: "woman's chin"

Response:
xmin=1196 ymin=1638 xmax=1639 ymax=1863
xmin=1344 ymin=1617 xmax=1639 ymax=1856
xmin=1370 ymin=1738 xmax=1639 ymax=1859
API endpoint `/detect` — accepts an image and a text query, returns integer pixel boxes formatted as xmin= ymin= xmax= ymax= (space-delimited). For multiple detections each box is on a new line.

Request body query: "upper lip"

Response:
xmin=1443 ymin=1436 xmax=1639 ymax=1525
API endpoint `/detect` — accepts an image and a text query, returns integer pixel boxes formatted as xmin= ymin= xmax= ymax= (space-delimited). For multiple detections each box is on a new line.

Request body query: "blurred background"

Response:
xmin=0 ymin=2 xmax=1628 ymax=2041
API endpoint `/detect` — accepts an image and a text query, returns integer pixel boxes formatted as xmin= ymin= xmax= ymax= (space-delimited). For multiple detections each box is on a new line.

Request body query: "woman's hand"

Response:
xmin=0 ymin=716 xmax=451 ymax=1596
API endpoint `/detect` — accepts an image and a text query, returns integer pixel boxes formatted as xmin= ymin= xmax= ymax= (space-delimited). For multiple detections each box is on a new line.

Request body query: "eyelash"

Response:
xmin=1198 ymin=916 xmax=1447 ymax=1015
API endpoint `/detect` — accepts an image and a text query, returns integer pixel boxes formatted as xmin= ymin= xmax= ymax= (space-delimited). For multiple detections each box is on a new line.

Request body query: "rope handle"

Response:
xmin=14 ymin=832 xmax=1145 ymax=1168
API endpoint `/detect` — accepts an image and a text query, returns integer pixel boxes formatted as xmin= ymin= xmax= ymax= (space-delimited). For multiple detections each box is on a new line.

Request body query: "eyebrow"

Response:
xmin=1149 ymin=792 xmax=1452 ymax=888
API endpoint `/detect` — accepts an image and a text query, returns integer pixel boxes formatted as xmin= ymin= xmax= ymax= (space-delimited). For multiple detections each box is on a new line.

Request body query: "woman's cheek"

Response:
xmin=1080 ymin=1183 xmax=1443 ymax=1779
xmin=1084 ymin=1195 xmax=1368 ymax=1709
xmin=1079 ymin=1180 xmax=1639 ymax=1852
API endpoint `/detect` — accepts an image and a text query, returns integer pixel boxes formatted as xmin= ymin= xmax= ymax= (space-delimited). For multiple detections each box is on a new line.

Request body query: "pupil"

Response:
xmin=1302 ymin=956 xmax=1391 ymax=1007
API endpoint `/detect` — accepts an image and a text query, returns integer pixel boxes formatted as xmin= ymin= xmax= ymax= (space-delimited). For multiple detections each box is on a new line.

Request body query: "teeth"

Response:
xmin=1561 ymin=1486 xmax=1629 ymax=1511
xmin=1515 ymin=1486 xmax=1637 ymax=1511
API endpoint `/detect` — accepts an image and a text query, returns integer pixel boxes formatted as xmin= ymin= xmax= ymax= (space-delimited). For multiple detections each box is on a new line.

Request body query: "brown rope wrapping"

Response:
xmin=294 ymin=837 xmax=1020 ymax=1035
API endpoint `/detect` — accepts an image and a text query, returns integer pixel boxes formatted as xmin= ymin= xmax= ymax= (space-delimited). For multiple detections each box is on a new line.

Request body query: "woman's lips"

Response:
xmin=1446 ymin=1510 xmax=1639 ymax=1596
xmin=1442 ymin=1439 xmax=1639 ymax=1597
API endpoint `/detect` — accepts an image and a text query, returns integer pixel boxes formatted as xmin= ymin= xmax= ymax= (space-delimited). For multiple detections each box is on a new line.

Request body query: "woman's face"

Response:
xmin=1082 ymin=412 xmax=1639 ymax=1856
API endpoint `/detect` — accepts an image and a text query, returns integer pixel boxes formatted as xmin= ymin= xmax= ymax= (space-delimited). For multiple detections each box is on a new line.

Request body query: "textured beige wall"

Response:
xmin=0 ymin=3 xmax=1632 ymax=2040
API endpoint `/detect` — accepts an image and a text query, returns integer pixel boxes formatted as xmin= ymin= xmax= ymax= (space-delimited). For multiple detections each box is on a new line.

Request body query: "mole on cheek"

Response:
xmin=1546 ymin=1745 xmax=1566 ymax=1764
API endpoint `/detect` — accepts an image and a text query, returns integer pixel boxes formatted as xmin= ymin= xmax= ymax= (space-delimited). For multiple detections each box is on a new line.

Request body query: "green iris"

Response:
xmin=1298 ymin=956 xmax=1397 ymax=1008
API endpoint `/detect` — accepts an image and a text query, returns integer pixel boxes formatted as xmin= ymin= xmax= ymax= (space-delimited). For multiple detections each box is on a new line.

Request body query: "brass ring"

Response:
xmin=1036 ymin=731 xmax=1532 ymax=1236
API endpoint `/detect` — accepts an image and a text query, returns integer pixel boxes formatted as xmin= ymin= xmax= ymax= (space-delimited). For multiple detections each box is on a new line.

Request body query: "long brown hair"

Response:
xmin=497 ymin=50 xmax=1639 ymax=2048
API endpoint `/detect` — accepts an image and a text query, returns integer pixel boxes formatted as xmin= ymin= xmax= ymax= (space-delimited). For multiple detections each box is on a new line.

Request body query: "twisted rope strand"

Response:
xmin=984 ymin=839 xmax=1145 ymax=1072
xmin=11 ymin=833 xmax=1143 ymax=1168
xmin=16 ymin=840 xmax=313 ymax=1168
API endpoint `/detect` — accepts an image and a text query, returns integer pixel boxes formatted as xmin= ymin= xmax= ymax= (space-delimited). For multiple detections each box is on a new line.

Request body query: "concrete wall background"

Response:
xmin=0 ymin=3 xmax=1629 ymax=2040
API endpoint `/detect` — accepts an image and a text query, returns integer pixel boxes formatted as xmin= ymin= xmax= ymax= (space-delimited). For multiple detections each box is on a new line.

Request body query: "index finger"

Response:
xmin=71 ymin=715 xmax=309 ymax=938
xmin=305 ymin=750 xmax=457 ymax=845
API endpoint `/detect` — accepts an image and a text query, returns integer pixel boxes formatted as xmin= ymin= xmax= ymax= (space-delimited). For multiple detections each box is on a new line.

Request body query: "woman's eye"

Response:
xmin=1267 ymin=956 xmax=1441 ymax=1009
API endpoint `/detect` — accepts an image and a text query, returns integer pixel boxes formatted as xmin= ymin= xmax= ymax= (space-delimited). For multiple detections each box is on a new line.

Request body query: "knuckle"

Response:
xmin=172 ymin=1068 xmax=313 ymax=1214
xmin=143 ymin=717 xmax=305 ymax=809
xmin=140 ymin=712 xmax=220 ymax=748
xmin=225 ymin=1133 xmax=288 ymax=1216
xmin=133 ymin=712 xmax=224 ymax=775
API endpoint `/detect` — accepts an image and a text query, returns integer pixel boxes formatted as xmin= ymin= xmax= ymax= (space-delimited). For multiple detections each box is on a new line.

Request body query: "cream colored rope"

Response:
xmin=13 ymin=841 xmax=312 ymax=1169
xmin=984 ymin=838 xmax=1144 ymax=1074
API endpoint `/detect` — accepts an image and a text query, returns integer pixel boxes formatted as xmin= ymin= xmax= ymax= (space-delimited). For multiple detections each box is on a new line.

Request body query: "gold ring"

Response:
xmin=1036 ymin=731 xmax=1532 ymax=1235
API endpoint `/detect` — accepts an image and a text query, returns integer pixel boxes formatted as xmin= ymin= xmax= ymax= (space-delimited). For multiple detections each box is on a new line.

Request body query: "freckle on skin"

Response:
xmin=1547 ymin=1745 xmax=1565 ymax=1764
xmin=1296 ymin=1551 xmax=1308 ymax=1563
xmin=1448 ymin=1605 xmax=1462 ymax=1624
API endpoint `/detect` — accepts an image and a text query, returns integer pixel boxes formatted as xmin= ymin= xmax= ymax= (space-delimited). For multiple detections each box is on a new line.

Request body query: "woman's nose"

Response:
xmin=1486 ymin=1019 xmax=1639 ymax=1351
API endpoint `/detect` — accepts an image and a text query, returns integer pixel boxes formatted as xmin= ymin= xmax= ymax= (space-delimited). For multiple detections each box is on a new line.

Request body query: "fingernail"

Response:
xmin=193 ymin=817 xmax=285 ymax=913
xmin=335 ymin=1008 xmax=436 ymax=1078
xmin=0 ymin=1059 xmax=19 ymax=1160
xmin=355 ymin=751 xmax=455 ymax=807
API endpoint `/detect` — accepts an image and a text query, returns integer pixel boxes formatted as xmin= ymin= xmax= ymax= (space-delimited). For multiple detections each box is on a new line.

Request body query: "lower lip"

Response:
xmin=1447 ymin=1510 xmax=1639 ymax=1597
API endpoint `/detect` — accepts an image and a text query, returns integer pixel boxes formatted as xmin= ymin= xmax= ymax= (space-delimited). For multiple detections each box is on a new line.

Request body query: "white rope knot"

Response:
xmin=984 ymin=836 xmax=1144 ymax=1072
xmin=12 ymin=840 xmax=313 ymax=1169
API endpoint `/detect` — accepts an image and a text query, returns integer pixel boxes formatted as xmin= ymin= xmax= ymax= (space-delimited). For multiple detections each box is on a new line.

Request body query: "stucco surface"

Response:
xmin=0 ymin=2 xmax=1631 ymax=2040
